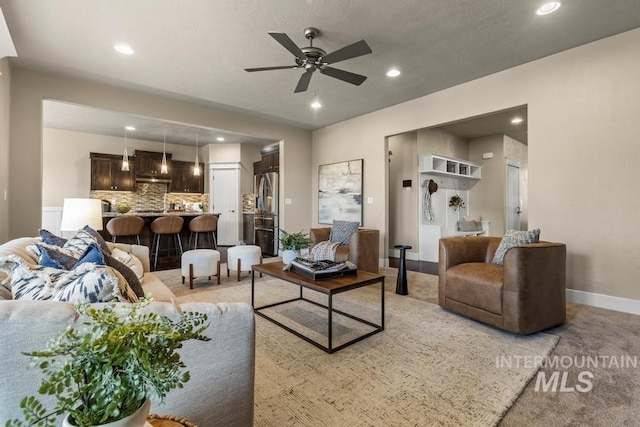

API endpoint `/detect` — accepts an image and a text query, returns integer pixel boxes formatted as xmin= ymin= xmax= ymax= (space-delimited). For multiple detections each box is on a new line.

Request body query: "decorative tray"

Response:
xmin=289 ymin=257 xmax=357 ymax=281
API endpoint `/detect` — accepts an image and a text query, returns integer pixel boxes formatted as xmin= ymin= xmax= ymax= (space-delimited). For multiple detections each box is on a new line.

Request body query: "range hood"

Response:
xmin=135 ymin=175 xmax=171 ymax=184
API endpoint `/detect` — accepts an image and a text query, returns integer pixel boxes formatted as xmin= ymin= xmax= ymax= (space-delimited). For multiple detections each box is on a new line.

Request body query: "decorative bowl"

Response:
xmin=114 ymin=203 xmax=131 ymax=214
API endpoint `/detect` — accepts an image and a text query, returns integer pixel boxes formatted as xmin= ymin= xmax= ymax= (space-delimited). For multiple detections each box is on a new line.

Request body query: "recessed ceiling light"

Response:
xmin=216 ymin=136 xmax=225 ymax=142
xmin=536 ymin=2 xmax=561 ymax=15
xmin=125 ymin=126 xmax=136 ymax=131
xmin=113 ymin=44 xmax=134 ymax=55
xmin=386 ymin=68 xmax=401 ymax=78
xmin=311 ymin=101 xmax=322 ymax=109
xmin=511 ymin=117 xmax=524 ymax=124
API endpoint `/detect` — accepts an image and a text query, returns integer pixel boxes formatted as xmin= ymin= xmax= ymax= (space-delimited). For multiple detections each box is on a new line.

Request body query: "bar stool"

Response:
xmin=150 ymin=216 xmax=184 ymax=269
xmin=188 ymin=214 xmax=218 ymax=250
xmin=106 ymin=216 xmax=144 ymax=245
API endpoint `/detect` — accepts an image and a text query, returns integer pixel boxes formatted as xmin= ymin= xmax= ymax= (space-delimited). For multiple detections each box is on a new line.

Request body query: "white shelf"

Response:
xmin=419 ymin=153 xmax=481 ymax=179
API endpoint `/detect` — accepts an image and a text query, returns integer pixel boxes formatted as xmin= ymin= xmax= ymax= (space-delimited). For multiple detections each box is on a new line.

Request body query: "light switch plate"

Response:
xmin=285 ymin=198 xmax=292 ymax=205
xmin=367 ymin=197 xmax=374 ymax=204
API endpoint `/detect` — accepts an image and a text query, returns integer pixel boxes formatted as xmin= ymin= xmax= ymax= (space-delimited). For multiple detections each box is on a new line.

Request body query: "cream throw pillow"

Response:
xmin=110 ymin=248 xmax=144 ymax=282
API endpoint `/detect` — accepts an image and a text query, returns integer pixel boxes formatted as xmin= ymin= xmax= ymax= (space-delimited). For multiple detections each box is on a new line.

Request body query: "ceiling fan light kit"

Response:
xmin=245 ymin=27 xmax=372 ymax=93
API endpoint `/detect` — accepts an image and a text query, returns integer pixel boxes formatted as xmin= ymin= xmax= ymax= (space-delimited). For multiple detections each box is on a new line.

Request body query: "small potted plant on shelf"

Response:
xmin=449 ymin=194 xmax=466 ymax=211
xmin=279 ymin=229 xmax=312 ymax=264
xmin=6 ymin=298 xmax=210 ymax=427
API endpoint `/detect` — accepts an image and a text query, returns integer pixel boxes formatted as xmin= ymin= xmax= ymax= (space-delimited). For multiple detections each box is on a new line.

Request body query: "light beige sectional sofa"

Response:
xmin=0 ymin=237 xmax=255 ymax=426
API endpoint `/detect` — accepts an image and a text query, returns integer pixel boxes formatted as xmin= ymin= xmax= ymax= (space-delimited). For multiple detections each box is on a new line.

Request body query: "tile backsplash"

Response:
xmin=91 ymin=183 xmax=207 ymax=212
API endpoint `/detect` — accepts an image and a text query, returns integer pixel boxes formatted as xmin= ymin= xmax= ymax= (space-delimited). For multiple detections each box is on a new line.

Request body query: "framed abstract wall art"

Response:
xmin=318 ymin=159 xmax=363 ymax=225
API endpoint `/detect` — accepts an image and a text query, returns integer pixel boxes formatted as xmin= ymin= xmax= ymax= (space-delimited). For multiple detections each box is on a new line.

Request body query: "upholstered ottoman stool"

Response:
xmin=181 ymin=249 xmax=221 ymax=289
xmin=227 ymin=245 xmax=262 ymax=281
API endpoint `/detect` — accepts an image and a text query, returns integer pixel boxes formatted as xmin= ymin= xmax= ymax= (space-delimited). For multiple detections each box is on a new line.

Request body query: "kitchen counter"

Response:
xmin=101 ymin=212 xmax=221 ymax=270
xmin=103 ymin=211 xmax=213 ymax=218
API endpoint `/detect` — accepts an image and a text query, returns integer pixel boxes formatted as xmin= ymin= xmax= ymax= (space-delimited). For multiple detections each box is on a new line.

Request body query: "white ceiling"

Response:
xmin=2 ymin=1 xmax=640 ymax=145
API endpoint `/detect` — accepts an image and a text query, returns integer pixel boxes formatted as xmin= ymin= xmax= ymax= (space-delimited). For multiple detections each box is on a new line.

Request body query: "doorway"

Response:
xmin=210 ymin=163 xmax=240 ymax=245
xmin=506 ymin=158 xmax=521 ymax=231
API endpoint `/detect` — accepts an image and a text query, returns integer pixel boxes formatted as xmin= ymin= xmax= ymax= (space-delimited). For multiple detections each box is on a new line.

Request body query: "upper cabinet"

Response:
xmin=90 ymin=153 xmax=135 ymax=191
xmin=260 ymin=147 xmax=279 ymax=173
xmin=134 ymin=150 xmax=171 ymax=176
xmin=419 ymin=153 xmax=481 ymax=179
xmin=169 ymin=160 xmax=204 ymax=193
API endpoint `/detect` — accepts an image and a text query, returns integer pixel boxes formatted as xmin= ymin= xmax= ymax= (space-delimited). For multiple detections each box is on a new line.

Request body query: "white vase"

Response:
xmin=62 ymin=399 xmax=151 ymax=427
xmin=282 ymin=249 xmax=297 ymax=264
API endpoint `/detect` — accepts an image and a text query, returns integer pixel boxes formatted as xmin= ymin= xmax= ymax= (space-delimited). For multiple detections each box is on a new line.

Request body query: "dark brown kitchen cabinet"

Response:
xmin=90 ymin=153 xmax=135 ymax=191
xmin=253 ymin=161 xmax=263 ymax=176
xmin=134 ymin=150 xmax=171 ymax=175
xmin=169 ymin=160 xmax=204 ymax=193
xmin=260 ymin=149 xmax=279 ymax=173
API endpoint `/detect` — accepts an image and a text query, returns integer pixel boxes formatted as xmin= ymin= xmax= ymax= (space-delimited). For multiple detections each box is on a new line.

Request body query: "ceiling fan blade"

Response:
xmin=269 ymin=32 xmax=307 ymax=61
xmin=322 ymin=40 xmax=372 ymax=64
xmin=294 ymin=70 xmax=314 ymax=93
xmin=320 ymin=67 xmax=367 ymax=86
xmin=245 ymin=65 xmax=297 ymax=72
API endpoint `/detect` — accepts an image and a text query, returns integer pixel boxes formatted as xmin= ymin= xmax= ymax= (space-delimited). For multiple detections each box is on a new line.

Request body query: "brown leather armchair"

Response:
xmin=309 ymin=228 xmax=380 ymax=273
xmin=438 ymin=236 xmax=566 ymax=335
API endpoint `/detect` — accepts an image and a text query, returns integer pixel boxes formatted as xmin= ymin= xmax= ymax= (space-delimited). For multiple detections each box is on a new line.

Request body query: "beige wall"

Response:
xmin=417 ymin=127 xmax=469 ymax=159
xmin=239 ymin=144 xmax=262 ymax=196
xmin=0 ymin=58 xmax=10 ymax=243
xmin=313 ymin=28 xmax=640 ymax=300
xmin=8 ymin=68 xmax=312 ymax=239
xmin=388 ymin=132 xmax=417 ymax=248
xmin=468 ymin=135 xmax=505 ymax=235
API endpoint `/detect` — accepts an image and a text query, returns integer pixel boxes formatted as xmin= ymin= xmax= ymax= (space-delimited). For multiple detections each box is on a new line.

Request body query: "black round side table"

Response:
xmin=394 ymin=245 xmax=412 ymax=295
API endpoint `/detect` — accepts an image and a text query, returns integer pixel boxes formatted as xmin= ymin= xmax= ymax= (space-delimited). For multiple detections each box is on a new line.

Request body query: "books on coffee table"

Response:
xmin=289 ymin=257 xmax=357 ymax=280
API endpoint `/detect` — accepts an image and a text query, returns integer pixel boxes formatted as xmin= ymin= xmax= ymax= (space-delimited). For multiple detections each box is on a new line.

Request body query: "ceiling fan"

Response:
xmin=245 ymin=27 xmax=372 ymax=93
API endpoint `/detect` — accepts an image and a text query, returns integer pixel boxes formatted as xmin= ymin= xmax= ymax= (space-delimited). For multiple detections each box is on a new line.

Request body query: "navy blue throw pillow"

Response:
xmin=39 ymin=229 xmax=67 ymax=247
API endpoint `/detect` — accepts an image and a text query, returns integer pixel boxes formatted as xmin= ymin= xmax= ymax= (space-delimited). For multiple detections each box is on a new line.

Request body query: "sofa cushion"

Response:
xmin=329 ymin=220 xmax=360 ymax=245
xmin=491 ymin=229 xmax=541 ymax=265
xmin=445 ymin=262 xmax=504 ymax=315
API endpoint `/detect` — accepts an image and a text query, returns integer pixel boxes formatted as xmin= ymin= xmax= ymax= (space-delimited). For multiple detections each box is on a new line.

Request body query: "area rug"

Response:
xmin=155 ymin=268 xmax=559 ymax=427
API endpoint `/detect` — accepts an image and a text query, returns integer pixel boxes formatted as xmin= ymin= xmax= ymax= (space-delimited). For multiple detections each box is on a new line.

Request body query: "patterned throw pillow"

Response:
xmin=63 ymin=229 xmax=98 ymax=257
xmin=329 ymin=220 xmax=360 ymax=245
xmin=82 ymin=225 xmax=112 ymax=255
xmin=38 ymin=229 xmax=67 ymax=247
xmin=1 ymin=255 xmax=132 ymax=303
xmin=36 ymin=243 xmax=79 ymax=270
xmin=103 ymin=250 xmax=145 ymax=298
xmin=491 ymin=229 xmax=541 ymax=265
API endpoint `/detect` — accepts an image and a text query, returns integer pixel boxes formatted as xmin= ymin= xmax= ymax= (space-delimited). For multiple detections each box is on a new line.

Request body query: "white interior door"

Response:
xmin=210 ymin=164 xmax=239 ymax=246
xmin=506 ymin=159 xmax=521 ymax=231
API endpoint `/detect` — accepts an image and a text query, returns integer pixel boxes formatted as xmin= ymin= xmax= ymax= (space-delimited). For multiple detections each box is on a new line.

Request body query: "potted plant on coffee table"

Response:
xmin=6 ymin=298 xmax=210 ymax=427
xmin=278 ymin=229 xmax=312 ymax=264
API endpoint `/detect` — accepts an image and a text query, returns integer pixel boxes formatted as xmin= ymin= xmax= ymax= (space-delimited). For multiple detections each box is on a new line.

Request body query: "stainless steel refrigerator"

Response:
xmin=254 ymin=172 xmax=278 ymax=255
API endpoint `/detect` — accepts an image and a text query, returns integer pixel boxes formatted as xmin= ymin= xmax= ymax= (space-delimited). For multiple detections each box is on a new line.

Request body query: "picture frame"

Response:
xmin=318 ymin=159 xmax=363 ymax=225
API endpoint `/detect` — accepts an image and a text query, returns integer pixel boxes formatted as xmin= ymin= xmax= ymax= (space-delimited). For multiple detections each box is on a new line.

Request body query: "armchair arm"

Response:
xmin=502 ymin=242 xmax=566 ymax=334
xmin=348 ymin=229 xmax=380 ymax=273
xmin=310 ymin=228 xmax=331 ymax=246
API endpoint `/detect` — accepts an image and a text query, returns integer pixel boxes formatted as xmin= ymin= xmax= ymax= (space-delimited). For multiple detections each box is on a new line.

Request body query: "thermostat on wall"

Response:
xmin=402 ymin=180 xmax=412 ymax=188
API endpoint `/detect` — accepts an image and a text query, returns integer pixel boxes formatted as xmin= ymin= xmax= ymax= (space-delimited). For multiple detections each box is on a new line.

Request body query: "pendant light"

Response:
xmin=161 ymin=130 xmax=168 ymax=174
xmin=121 ymin=127 xmax=130 ymax=171
xmin=193 ymin=130 xmax=201 ymax=176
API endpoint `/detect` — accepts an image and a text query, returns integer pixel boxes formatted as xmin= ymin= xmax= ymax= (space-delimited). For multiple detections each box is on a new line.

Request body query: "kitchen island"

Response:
xmin=101 ymin=211 xmax=221 ymax=271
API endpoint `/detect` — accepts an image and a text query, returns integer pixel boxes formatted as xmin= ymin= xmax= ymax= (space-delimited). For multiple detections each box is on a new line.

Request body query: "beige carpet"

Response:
xmin=155 ymin=267 xmax=559 ymax=427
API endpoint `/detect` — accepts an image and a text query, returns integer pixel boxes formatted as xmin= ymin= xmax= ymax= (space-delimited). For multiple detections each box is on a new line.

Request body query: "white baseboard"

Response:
xmin=566 ymin=289 xmax=640 ymax=315
xmin=388 ymin=248 xmax=420 ymax=260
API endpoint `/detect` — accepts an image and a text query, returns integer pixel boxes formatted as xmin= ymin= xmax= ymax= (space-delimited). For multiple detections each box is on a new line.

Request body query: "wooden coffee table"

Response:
xmin=251 ymin=262 xmax=385 ymax=353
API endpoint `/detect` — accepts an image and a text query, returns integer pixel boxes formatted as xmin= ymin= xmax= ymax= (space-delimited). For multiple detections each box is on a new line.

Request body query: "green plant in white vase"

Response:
xmin=279 ymin=229 xmax=312 ymax=264
xmin=6 ymin=298 xmax=210 ymax=427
